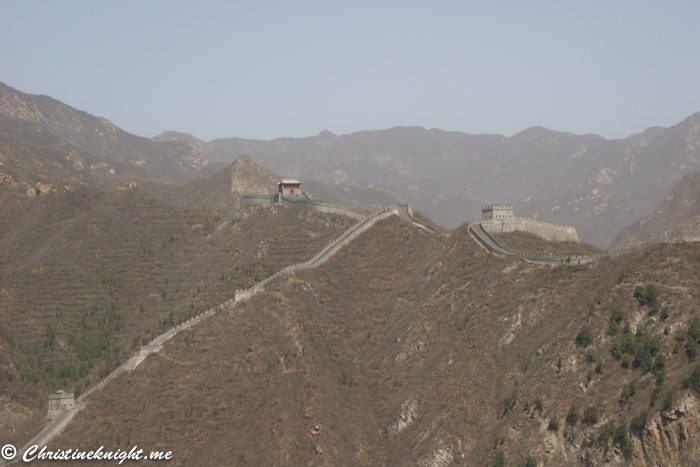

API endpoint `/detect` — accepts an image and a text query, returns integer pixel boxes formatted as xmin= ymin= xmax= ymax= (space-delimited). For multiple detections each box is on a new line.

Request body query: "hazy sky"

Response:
xmin=1 ymin=1 xmax=699 ymax=141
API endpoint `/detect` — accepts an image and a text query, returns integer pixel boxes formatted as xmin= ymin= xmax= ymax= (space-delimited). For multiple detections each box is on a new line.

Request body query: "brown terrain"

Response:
xmin=27 ymin=215 xmax=700 ymax=467
xmin=0 ymin=184 xmax=355 ymax=449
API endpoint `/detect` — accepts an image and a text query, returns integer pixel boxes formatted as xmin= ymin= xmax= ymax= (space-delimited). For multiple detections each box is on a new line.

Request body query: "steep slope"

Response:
xmin=0 ymin=186 xmax=355 ymax=451
xmin=609 ymin=171 xmax=700 ymax=251
xmin=140 ymin=155 xmax=281 ymax=213
xmin=155 ymin=113 xmax=700 ymax=247
xmin=0 ymin=82 xmax=208 ymax=182
xmin=37 ymin=216 xmax=700 ymax=466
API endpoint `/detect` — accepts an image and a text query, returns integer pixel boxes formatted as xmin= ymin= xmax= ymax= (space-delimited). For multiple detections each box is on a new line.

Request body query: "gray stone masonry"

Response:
xmin=480 ymin=204 xmax=579 ymax=243
xmin=47 ymin=390 xmax=74 ymax=420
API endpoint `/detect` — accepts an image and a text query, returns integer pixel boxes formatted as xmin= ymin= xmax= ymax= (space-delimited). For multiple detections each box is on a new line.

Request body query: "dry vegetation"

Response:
xmin=33 ymin=216 xmax=700 ymax=466
xmin=0 ymin=188 xmax=354 ymax=449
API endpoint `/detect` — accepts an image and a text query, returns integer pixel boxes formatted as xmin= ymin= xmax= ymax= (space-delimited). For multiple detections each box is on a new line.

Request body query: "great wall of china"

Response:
xmin=4 ymin=199 xmax=699 ymax=465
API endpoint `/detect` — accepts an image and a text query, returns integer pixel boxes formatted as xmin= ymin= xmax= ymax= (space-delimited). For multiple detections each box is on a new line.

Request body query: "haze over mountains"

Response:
xmin=609 ymin=170 xmax=700 ymax=251
xmin=155 ymin=113 xmax=700 ymax=248
xmin=2 ymin=79 xmax=700 ymax=249
xmin=5 ymin=82 xmax=700 ymax=466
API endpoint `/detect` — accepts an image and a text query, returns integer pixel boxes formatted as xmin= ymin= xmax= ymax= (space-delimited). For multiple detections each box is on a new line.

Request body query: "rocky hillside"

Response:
xmin=155 ymin=113 xmax=700 ymax=248
xmin=140 ymin=155 xmax=281 ymax=214
xmin=34 ymin=214 xmax=700 ymax=466
xmin=0 ymin=82 xmax=209 ymax=184
xmin=0 ymin=185 xmax=355 ymax=451
xmin=609 ymin=171 xmax=700 ymax=252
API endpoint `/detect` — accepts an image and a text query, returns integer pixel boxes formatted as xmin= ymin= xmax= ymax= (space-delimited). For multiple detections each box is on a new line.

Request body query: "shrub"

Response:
xmin=634 ymin=284 xmax=659 ymax=310
xmin=585 ymin=349 xmax=598 ymax=363
xmin=583 ymin=406 xmax=599 ymax=425
xmin=662 ymin=392 xmax=675 ymax=411
xmin=655 ymin=369 xmax=666 ymax=386
xmin=621 ymin=354 xmax=632 ymax=369
xmin=621 ymin=381 xmax=637 ymax=401
xmin=598 ymin=421 xmax=615 ymax=446
xmin=566 ymin=405 xmax=579 ymax=426
xmin=630 ymin=411 xmax=648 ymax=437
xmin=494 ymin=451 xmax=506 ymax=467
xmin=576 ymin=328 xmax=594 ymax=348
xmin=548 ymin=416 xmax=560 ymax=431
xmin=654 ymin=354 xmax=666 ymax=373
xmin=633 ymin=346 xmax=653 ymax=373
xmin=683 ymin=364 xmax=700 ymax=392
xmin=595 ymin=359 xmax=604 ymax=374
xmin=686 ymin=337 xmax=699 ymax=359
xmin=689 ymin=316 xmax=700 ymax=342
xmin=534 ymin=399 xmax=544 ymax=412
xmin=614 ymin=424 xmax=630 ymax=452
xmin=524 ymin=456 xmax=537 ymax=467
xmin=611 ymin=307 xmax=624 ymax=324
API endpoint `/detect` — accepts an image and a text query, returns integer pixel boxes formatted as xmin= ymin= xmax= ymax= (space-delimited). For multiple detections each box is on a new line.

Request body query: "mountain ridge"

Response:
xmin=151 ymin=113 xmax=700 ymax=247
xmin=0 ymin=82 xmax=209 ymax=184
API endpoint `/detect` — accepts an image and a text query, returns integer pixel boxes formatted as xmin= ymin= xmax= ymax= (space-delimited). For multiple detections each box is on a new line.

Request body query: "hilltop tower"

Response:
xmin=481 ymin=204 xmax=513 ymax=220
xmin=47 ymin=390 xmax=75 ymax=419
xmin=278 ymin=179 xmax=303 ymax=198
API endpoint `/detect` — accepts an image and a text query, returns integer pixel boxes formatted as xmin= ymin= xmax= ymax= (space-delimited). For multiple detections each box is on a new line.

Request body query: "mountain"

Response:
xmin=36 ymin=214 xmax=700 ymax=467
xmin=141 ymin=155 xmax=281 ymax=212
xmin=0 ymin=82 xmax=209 ymax=184
xmin=608 ymin=171 xmax=700 ymax=251
xmin=156 ymin=114 xmax=700 ymax=248
xmin=0 ymin=183 xmax=356 ymax=449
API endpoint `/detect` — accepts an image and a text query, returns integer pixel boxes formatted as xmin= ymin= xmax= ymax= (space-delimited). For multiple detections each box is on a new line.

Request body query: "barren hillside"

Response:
xmin=36 ymin=215 xmax=700 ymax=466
xmin=0 ymin=188 xmax=355 ymax=450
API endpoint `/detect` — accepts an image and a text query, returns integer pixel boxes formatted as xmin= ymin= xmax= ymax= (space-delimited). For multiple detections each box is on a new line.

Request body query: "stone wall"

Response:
xmin=242 ymin=194 xmax=276 ymax=207
xmin=278 ymin=194 xmax=369 ymax=220
xmin=234 ymin=206 xmax=399 ymax=303
xmin=480 ymin=217 xmax=579 ymax=243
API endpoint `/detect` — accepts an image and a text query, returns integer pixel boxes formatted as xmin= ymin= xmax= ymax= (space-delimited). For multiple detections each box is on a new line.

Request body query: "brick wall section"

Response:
xmin=480 ymin=217 xmax=580 ymax=243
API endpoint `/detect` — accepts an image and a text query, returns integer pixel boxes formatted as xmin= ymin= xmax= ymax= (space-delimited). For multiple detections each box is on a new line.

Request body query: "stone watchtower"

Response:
xmin=480 ymin=203 xmax=579 ymax=243
xmin=278 ymin=179 xmax=303 ymax=198
xmin=47 ymin=390 xmax=75 ymax=419
xmin=481 ymin=204 xmax=513 ymax=221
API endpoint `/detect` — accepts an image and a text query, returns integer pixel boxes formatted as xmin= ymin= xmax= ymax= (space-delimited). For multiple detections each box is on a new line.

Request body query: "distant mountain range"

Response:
xmin=155 ymin=114 xmax=700 ymax=248
xmin=2 ymin=79 xmax=699 ymax=249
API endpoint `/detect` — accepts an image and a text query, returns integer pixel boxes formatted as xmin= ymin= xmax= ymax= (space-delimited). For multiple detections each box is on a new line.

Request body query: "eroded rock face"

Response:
xmin=228 ymin=155 xmax=279 ymax=196
xmin=0 ymin=171 xmax=35 ymax=196
xmin=632 ymin=392 xmax=700 ymax=467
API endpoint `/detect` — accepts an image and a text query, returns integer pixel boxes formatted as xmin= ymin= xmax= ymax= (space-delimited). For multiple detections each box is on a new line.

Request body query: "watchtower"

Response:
xmin=482 ymin=204 xmax=514 ymax=221
xmin=47 ymin=390 xmax=75 ymax=419
xmin=278 ymin=179 xmax=303 ymax=198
